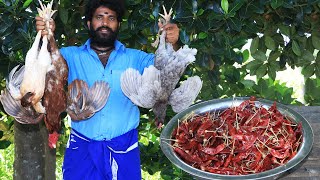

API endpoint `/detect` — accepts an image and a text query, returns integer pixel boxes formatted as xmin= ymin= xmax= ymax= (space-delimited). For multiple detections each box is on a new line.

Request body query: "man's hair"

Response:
xmin=85 ymin=0 xmax=125 ymax=22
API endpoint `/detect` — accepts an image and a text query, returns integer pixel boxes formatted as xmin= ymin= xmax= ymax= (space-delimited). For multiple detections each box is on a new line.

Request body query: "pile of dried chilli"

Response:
xmin=169 ymin=98 xmax=303 ymax=175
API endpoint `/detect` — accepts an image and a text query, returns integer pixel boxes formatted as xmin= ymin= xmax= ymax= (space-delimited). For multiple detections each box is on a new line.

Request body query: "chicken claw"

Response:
xmin=151 ymin=6 xmax=173 ymax=48
xmin=37 ymin=0 xmax=56 ymax=36
xmin=159 ymin=5 xmax=173 ymax=26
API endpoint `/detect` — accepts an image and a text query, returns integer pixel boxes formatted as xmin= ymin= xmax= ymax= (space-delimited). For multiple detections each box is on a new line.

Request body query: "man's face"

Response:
xmin=87 ymin=6 xmax=120 ymax=47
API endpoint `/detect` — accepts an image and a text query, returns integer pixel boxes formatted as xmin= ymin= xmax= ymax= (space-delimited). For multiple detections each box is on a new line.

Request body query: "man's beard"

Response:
xmin=89 ymin=24 xmax=118 ymax=47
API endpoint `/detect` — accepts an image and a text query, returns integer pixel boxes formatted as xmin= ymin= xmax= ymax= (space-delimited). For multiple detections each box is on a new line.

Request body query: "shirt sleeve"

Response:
xmin=137 ymin=51 xmax=155 ymax=73
xmin=60 ymin=47 xmax=71 ymax=64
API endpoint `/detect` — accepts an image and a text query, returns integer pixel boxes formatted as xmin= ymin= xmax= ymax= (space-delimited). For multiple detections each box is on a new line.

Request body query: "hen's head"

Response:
xmin=20 ymin=92 xmax=35 ymax=107
xmin=48 ymin=131 xmax=59 ymax=149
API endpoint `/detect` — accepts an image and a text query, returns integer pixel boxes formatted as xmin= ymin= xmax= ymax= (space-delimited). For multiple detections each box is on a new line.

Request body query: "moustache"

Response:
xmin=96 ymin=26 xmax=113 ymax=32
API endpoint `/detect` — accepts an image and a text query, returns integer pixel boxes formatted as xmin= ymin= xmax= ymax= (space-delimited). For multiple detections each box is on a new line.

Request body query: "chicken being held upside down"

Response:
xmin=120 ymin=6 xmax=202 ymax=128
xmin=19 ymin=30 xmax=52 ymax=113
xmin=1 ymin=0 xmax=111 ymax=148
xmin=0 ymin=0 xmax=67 ymax=148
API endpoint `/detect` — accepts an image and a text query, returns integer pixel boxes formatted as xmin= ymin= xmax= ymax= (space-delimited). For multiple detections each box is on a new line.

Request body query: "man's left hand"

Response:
xmin=159 ymin=23 xmax=180 ymax=50
xmin=163 ymin=23 xmax=179 ymax=44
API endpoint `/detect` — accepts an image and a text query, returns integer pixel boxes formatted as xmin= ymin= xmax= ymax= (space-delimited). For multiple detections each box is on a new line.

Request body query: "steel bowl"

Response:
xmin=160 ymin=97 xmax=314 ymax=180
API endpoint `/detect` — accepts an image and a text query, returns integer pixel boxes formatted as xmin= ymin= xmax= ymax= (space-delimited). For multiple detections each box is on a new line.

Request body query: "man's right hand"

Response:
xmin=35 ymin=16 xmax=56 ymax=36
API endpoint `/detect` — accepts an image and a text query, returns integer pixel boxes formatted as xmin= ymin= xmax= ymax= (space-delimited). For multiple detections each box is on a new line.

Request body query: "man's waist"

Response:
xmin=69 ymin=128 xmax=139 ymax=151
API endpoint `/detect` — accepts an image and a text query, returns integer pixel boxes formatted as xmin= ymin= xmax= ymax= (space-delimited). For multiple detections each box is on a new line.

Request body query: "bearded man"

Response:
xmin=35 ymin=0 xmax=180 ymax=179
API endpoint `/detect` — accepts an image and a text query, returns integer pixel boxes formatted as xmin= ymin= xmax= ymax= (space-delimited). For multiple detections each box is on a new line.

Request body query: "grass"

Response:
xmin=0 ymin=144 xmax=13 ymax=180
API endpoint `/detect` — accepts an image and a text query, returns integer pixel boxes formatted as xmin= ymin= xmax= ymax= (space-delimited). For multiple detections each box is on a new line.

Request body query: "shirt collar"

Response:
xmin=82 ymin=39 xmax=126 ymax=52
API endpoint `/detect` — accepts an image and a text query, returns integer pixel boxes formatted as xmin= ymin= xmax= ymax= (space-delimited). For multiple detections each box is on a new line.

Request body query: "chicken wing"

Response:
xmin=66 ymin=79 xmax=110 ymax=120
xmin=0 ymin=66 xmax=44 ymax=124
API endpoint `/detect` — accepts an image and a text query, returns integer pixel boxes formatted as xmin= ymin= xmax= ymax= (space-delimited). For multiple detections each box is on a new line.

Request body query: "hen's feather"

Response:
xmin=120 ymin=67 xmax=162 ymax=108
xmin=66 ymin=79 xmax=110 ymax=120
xmin=169 ymin=76 xmax=202 ymax=113
xmin=6 ymin=65 xmax=25 ymax=100
xmin=87 ymin=81 xmax=110 ymax=112
xmin=0 ymin=65 xmax=44 ymax=124
xmin=0 ymin=89 xmax=44 ymax=124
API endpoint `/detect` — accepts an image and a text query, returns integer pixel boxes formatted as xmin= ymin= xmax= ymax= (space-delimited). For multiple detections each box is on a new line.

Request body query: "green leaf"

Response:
xmin=279 ymin=24 xmax=290 ymax=37
xmin=271 ymin=0 xmax=284 ymax=9
xmin=198 ymin=32 xmax=208 ymax=39
xmin=197 ymin=9 xmax=204 ymax=16
xmin=268 ymin=61 xmax=280 ymax=80
xmin=59 ymin=7 xmax=69 ymax=25
xmin=22 ymin=0 xmax=32 ymax=8
xmin=312 ymin=35 xmax=320 ymax=50
xmin=302 ymin=64 xmax=315 ymax=78
xmin=264 ymin=36 xmax=276 ymax=50
xmin=229 ymin=0 xmax=245 ymax=14
xmin=252 ymin=50 xmax=267 ymax=61
xmin=268 ymin=61 xmax=280 ymax=71
xmin=221 ymin=0 xmax=229 ymax=14
xmin=292 ymin=40 xmax=302 ymax=56
xmin=0 ymin=121 xmax=9 ymax=131
xmin=302 ymin=50 xmax=315 ymax=62
xmin=256 ymin=64 xmax=267 ymax=79
xmin=241 ymin=79 xmax=255 ymax=88
xmin=315 ymin=65 xmax=320 ymax=78
xmin=306 ymin=36 xmax=315 ymax=52
xmin=242 ymin=49 xmax=250 ymax=62
xmin=268 ymin=51 xmax=281 ymax=61
xmin=0 ymin=141 xmax=11 ymax=149
xmin=227 ymin=17 xmax=242 ymax=32
xmin=250 ymin=37 xmax=259 ymax=54
xmin=231 ymin=37 xmax=247 ymax=48
xmin=0 ymin=16 xmax=14 ymax=35
xmin=305 ymin=79 xmax=320 ymax=99
xmin=253 ymin=79 xmax=269 ymax=96
xmin=268 ymin=66 xmax=277 ymax=80
xmin=246 ymin=60 xmax=263 ymax=73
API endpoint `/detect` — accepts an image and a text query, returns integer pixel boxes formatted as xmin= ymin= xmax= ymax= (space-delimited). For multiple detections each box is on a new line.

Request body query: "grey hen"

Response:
xmin=121 ymin=7 xmax=202 ymax=127
xmin=0 ymin=65 xmax=44 ymax=124
xmin=66 ymin=79 xmax=110 ymax=120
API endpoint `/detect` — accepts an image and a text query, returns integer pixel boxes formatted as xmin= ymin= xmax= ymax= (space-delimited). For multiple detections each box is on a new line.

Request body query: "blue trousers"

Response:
xmin=62 ymin=129 xmax=141 ymax=180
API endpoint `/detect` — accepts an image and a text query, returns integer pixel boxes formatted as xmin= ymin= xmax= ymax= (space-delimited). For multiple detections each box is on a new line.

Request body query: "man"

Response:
xmin=36 ymin=0 xmax=179 ymax=179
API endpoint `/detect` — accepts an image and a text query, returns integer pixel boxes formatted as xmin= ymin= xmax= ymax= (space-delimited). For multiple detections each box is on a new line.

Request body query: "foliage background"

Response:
xmin=1 ymin=0 xmax=320 ymax=179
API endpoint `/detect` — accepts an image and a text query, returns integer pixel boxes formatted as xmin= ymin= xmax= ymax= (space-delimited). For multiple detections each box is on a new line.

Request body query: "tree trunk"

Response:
xmin=13 ymin=121 xmax=56 ymax=180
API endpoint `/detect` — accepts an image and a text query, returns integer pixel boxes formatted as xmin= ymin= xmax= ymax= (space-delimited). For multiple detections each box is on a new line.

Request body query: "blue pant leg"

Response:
xmin=62 ymin=134 xmax=108 ymax=180
xmin=112 ymin=146 xmax=141 ymax=180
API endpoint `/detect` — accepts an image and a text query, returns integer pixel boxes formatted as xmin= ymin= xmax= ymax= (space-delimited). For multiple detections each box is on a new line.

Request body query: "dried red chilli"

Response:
xmin=170 ymin=99 xmax=303 ymax=175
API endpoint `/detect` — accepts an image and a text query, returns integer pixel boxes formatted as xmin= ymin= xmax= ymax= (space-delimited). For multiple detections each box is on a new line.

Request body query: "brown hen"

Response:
xmin=42 ymin=34 xmax=68 ymax=149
